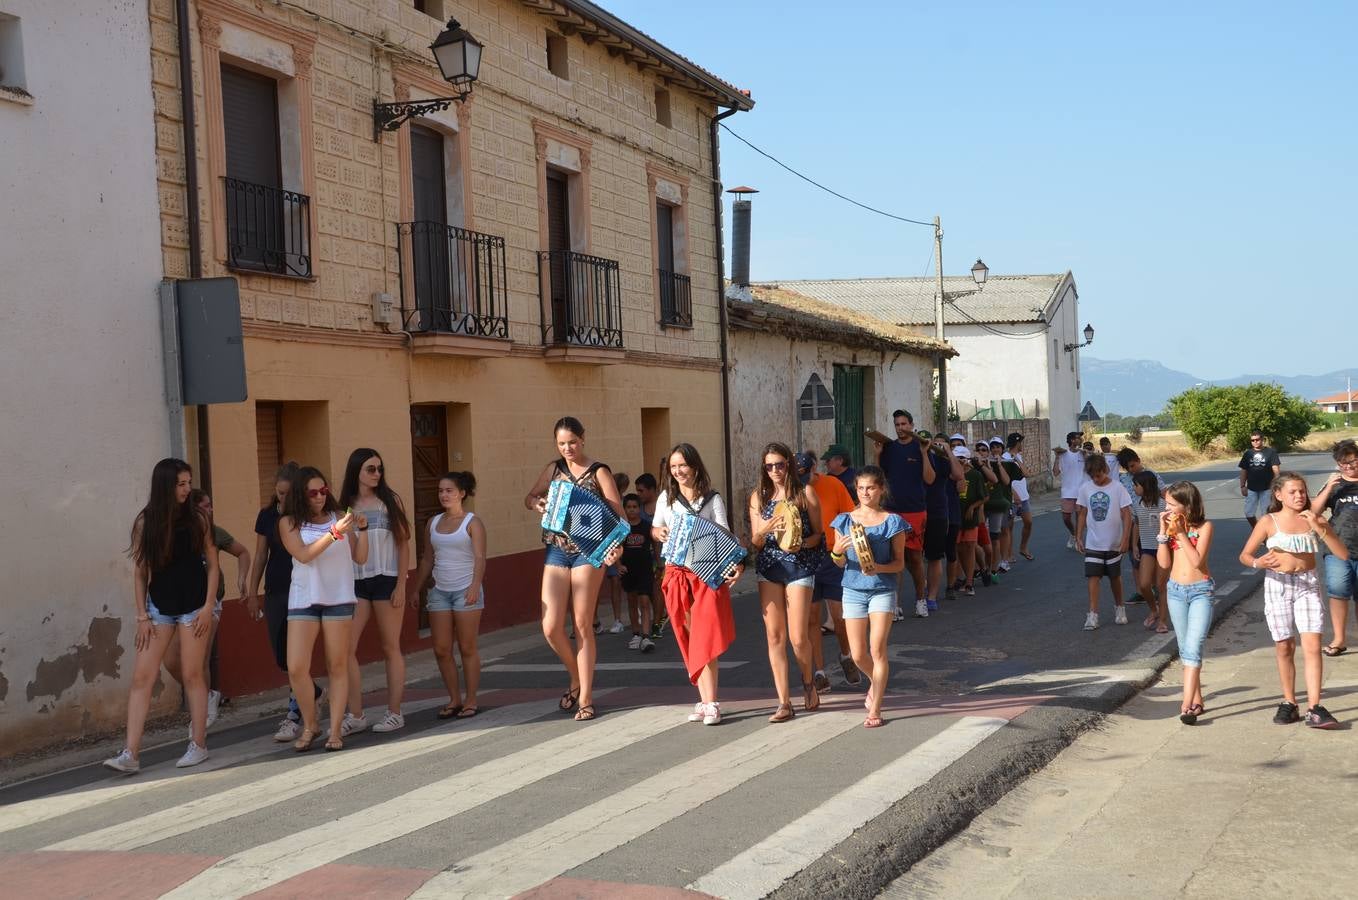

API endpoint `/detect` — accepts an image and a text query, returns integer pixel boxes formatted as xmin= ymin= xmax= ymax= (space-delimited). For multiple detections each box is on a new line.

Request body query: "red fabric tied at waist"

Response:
xmin=662 ymin=564 xmax=736 ymax=685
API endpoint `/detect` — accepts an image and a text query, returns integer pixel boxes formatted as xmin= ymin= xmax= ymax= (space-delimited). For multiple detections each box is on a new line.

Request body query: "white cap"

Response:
xmin=953 ymin=446 xmax=972 ymax=459
xmin=949 ymin=433 xmax=966 ymax=443
xmin=988 ymin=435 xmax=1004 ymax=445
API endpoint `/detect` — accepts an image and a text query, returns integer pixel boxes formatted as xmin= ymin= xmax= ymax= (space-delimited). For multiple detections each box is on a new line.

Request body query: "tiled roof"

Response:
xmin=732 ymin=285 xmax=955 ymax=357
xmin=1314 ymin=390 xmax=1358 ymax=404
xmin=754 ymin=273 xmax=1073 ymax=326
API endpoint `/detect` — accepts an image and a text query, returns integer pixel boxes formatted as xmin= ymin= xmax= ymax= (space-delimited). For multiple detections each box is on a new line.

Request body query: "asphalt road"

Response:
xmin=0 ymin=453 xmax=1336 ymax=900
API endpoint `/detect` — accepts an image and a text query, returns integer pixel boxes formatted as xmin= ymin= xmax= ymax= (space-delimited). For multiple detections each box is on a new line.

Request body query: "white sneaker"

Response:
xmin=628 ymin=633 xmax=642 ymax=650
xmin=175 ymin=741 xmax=209 ymax=768
xmin=998 ymin=560 xmax=1011 ymax=573
xmin=703 ymin=702 xmax=722 ymax=726
xmin=915 ymin=600 xmax=929 ymax=618
xmin=273 ymin=718 xmax=301 ymax=742
xmin=1066 ymin=536 xmax=1077 ymax=550
xmin=1083 ymin=612 xmax=1100 ymax=631
xmin=206 ymin=689 xmax=221 ymax=727
xmin=371 ymin=711 xmax=405 ymax=733
xmin=103 ymin=748 xmax=139 ymax=775
xmin=609 ymin=620 xmax=626 ymax=634
xmin=688 ymin=702 xmax=707 ymax=723
xmin=640 ymin=637 xmax=656 ymax=653
xmin=1114 ymin=606 xmax=1128 ymax=625
xmin=340 ymin=713 xmax=369 ymax=737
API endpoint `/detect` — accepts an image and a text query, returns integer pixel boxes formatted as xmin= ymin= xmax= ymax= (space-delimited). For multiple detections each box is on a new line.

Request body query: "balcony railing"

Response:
xmin=222 ymin=177 xmax=311 ymax=278
xmin=659 ymin=269 xmax=692 ymax=328
xmin=398 ymin=221 xmax=509 ymax=339
xmin=538 ymin=250 xmax=624 ymax=349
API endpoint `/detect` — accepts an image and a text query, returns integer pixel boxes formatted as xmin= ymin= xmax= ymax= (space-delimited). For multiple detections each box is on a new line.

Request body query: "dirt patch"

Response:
xmin=25 ymin=618 xmax=125 ymax=703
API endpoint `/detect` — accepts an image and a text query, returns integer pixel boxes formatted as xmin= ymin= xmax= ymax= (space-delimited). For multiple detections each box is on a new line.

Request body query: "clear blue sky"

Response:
xmin=603 ymin=0 xmax=1355 ymax=379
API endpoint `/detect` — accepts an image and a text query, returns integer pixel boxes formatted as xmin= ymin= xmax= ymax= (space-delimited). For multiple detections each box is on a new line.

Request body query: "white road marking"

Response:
xmin=46 ymin=694 xmax=570 ymax=852
xmin=481 ymin=661 xmax=747 ymax=672
xmin=410 ymin=706 xmax=871 ymax=899
xmin=689 ymin=716 xmax=1008 ymax=899
xmin=156 ymin=701 xmax=692 ymax=899
xmin=1122 ymin=632 xmax=1177 ymax=663
xmin=973 ymin=667 xmax=1139 ymax=693
xmin=0 ymin=691 xmax=494 ymax=835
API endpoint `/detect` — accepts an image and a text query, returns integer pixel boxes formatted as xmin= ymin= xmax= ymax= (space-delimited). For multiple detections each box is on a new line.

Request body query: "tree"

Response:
xmin=1167 ymin=383 xmax=1321 ymax=451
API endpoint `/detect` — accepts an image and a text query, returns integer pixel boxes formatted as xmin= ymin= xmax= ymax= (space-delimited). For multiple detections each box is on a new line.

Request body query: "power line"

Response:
xmin=720 ymin=123 xmax=935 ymax=228
xmin=949 ymin=300 xmax=1048 ymax=340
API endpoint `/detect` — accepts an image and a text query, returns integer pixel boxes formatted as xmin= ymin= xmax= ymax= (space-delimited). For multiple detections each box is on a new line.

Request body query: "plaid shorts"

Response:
xmin=1263 ymin=569 xmax=1325 ymax=642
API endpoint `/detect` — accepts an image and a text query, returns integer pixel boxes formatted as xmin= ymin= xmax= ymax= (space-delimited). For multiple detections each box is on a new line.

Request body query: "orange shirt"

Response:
xmin=811 ymin=472 xmax=856 ymax=536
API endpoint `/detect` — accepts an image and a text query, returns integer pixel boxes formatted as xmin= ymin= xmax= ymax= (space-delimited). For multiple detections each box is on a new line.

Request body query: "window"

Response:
xmin=0 ymin=12 xmax=28 ymax=100
xmin=546 ymin=32 xmax=569 ymax=79
xmin=1053 ymin=338 xmax=1058 ymax=369
xmin=654 ymin=87 xmax=671 ymax=128
xmin=799 ymin=374 xmax=835 ymax=421
xmin=414 ymin=0 xmax=444 ymax=17
xmin=648 ymin=166 xmax=690 ymax=328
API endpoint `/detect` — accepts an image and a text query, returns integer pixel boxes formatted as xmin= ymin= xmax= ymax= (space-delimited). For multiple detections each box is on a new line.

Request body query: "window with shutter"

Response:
xmin=410 ymin=125 xmax=449 ymax=329
xmin=221 ymin=65 xmax=287 ymax=273
xmin=546 ymin=171 xmax=571 ymax=343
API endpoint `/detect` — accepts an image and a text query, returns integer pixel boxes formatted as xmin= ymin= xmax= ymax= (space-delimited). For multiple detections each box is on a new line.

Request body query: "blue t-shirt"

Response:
xmin=832 ymin=512 xmax=906 ymax=593
xmin=924 ymin=448 xmax=950 ymax=518
xmin=879 ymin=439 xmax=926 ymax=514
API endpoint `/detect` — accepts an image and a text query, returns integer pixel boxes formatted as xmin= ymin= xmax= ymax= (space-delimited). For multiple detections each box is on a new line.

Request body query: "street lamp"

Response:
xmin=1064 ymin=323 xmax=1095 ymax=352
xmin=970 ymin=258 xmax=989 ymax=286
xmin=372 ymin=19 xmax=484 ymax=140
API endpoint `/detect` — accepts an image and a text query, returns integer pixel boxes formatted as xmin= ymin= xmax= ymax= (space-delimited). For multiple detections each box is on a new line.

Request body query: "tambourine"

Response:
xmin=849 ymin=520 xmax=875 ymax=575
xmin=774 ymin=499 xmax=803 ymax=552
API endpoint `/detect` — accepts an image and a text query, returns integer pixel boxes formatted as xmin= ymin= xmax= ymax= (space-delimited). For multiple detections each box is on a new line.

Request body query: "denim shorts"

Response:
xmin=841 ymin=587 xmax=896 ymax=619
xmin=1324 ymin=553 xmax=1358 ymax=601
xmin=986 ymin=511 xmax=1006 ymax=535
xmin=354 ymin=574 xmax=400 ymax=602
xmin=147 ymin=598 xmax=207 ymax=627
xmin=758 ymin=573 xmax=815 ymax=589
xmin=812 ymin=556 xmax=844 ymax=603
xmin=427 ymin=585 xmax=485 ymax=612
xmin=544 ymin=544 xmax=592 ymax=569
xmin=1011 ymin=499 xmax=1031 ymax=517
xmin=287 ymin=602 xmax=356 ymax=622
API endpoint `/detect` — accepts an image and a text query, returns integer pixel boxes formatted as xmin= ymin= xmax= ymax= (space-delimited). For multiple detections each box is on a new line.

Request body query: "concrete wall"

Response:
xmin=728 ymin=328 xmax=933 ymax=530
xmin=1045 ymin=282 xmax=1083 ymax=437
xmin=0 ymin=0 xmax=169 ymax=753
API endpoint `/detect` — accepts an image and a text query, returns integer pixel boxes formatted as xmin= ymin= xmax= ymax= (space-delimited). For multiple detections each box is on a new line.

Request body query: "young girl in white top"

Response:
xmin=279 ymin=466 xmax=368 ymax=751
xmin=1239 ymin=472 xmax=1347 ymax=729
xmin=412 ymin=471 xmax=487 ymax=719
xmin=1131 ymin=471 xmax=1169 ymax=633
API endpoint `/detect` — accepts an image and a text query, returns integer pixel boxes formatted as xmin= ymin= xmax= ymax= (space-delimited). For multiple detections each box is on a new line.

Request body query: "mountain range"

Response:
xmin=1081 ymin=358 xmax=1358 ymax=416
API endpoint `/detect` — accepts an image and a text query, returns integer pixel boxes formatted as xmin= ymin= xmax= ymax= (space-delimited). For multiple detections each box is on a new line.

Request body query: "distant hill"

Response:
xmin=1082 ymin=358 xmax=1358 ymax=416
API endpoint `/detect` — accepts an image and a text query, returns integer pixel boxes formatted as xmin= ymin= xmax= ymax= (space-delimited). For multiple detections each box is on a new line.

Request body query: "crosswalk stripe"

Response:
xmin=46 ymin=694 xmax=568 ymax=852
xmin=482 ymin=661 xmax=748 ymax=672
xmin=688 ymin=716 xmax=1008 ymax=899
xmin=156 ymin=702 xmax=694 ymax=899
xmin=0 ymin=692 xmax=498 ymax=836
xmin=409 ymin=706 xmax=871 ymax=899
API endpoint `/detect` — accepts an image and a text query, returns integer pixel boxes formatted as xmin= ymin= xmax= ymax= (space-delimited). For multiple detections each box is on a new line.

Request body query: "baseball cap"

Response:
xmin=821 ymin=444 xmax=849 ymax=461
xmin=949 ymin=433 xmax=966 ymax=443
xmin=917 ymin=429 xmax=933 ymax=440
xmin=1007 ymin=432 xmax=1024 ymax=447
xmin=988 ymin=436 xmax=1004 ymax=447
xmin=952 ymin=446 xmax=972 ymax=460
xmin=793 ymin=452 xmax=816 ymax=472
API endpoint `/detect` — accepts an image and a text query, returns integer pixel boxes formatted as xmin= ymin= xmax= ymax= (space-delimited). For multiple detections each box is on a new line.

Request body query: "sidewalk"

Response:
xmin=882 ymin=585 xmax=1358 ymax=900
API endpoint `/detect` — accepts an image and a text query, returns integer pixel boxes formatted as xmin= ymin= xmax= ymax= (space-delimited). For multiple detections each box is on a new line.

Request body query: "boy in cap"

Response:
xmin=1004 ymin=432 xmax=1035 ymax=561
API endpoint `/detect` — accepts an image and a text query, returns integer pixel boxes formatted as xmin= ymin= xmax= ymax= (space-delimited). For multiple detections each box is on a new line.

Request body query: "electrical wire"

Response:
xmin=720 ymin=123 xmax=935 ymax=228
xmin=949 ymin=300 xmax=1049 ymax=340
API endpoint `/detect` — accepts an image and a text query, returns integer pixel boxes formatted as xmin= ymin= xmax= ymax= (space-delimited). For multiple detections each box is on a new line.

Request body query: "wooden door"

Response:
xmin=256 ymin=402 xmax=283 ymax=506
xmin=833 ymin=365 xmax=866 ymax=466
xmin=410 ymin=405 xmax=448 ymax=629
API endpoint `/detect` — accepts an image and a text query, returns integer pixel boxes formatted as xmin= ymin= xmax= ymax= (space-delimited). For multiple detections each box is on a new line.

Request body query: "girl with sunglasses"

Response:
xmin=749 ymin=441 xmax=825 ymax=721
xmin=339 ymin=448 xmax=412 ymax=736
xmin=279 ymin=466 xmax=368 ymax=751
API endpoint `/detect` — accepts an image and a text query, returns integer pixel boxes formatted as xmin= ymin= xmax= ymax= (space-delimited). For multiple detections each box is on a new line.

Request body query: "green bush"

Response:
xmin=1167 ymin=383 xmax=1321 ymax=452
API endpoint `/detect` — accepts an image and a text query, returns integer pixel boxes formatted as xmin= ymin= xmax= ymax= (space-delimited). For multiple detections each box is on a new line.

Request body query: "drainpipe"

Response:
xmin=176 ymin=0 xmax=211 ymax=491
xmin=711 ymin=106 xmax=739 ymax=501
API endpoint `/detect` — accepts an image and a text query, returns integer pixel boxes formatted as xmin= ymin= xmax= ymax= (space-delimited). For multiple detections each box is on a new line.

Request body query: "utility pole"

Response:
xmin=934 ymin=216 xmax=947 ymax=434
xmin=1348 ymin=374 xmax=1352 ymax=428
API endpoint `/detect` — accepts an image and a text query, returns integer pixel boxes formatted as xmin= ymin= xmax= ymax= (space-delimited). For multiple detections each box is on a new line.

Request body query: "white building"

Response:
xmin=0 ymin=1 xmax=171 ymax=753
xmin=759 ymin=273 xmax=1084 ymax=436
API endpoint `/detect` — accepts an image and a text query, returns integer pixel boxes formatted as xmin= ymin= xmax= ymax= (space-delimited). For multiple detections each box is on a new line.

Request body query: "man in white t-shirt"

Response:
xmin=1054 ymin=431 xmax=1088 ymax=550
xmin=1076 ymin=453 xmax=1133 ymax=631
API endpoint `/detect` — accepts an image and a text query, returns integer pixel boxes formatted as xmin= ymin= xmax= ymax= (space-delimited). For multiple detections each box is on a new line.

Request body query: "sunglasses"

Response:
xmin=764 ymin=461 xmax=788 ymax=472
xmin=308 ymin=486 xmax=330 ymax=498
xmin=364 ymin=465 xmax=384 ymax=474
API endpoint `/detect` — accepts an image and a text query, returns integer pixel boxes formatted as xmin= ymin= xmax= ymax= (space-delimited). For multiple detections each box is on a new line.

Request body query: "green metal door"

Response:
xmin=833 ymin=365 xmax=865 ymax=466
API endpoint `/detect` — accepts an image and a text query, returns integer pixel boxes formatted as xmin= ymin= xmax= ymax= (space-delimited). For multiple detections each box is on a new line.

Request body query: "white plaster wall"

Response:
xmin=944 ymin=325 xmax=1051 ymax=417
xmin=1045 ymin=283 xmax=1082 ymax=436
xmin=0 ymin=0 xmax=169 ymax=751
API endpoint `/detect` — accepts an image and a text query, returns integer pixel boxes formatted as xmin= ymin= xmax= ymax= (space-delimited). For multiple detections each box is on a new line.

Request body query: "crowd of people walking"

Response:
xmin=103 ymin=417 xmax=1356 ymax=774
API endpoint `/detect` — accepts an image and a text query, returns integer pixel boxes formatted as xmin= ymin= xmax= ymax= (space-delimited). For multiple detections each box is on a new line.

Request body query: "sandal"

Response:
xmin=1323 ymin=645 xmax=1348 ymax=657
xmin=324 ymin=737 xmax=343 ymax=752
xmin=437 ymin=702 xmax=463 ymax=719
xmin=456 ymin=705 xmax=479 ymax=718
xmin=292 ymin=728 xmax=319 ymax=752
xmin=1156 ymin=622 xmax=1169 ymax=634
xmin=559 ymin=686 xmax=580 ymax=712
xmin=1142 ymin=614 xmax=1156 ymax=629
xmin=864 ymin=715 xmax=884 ymax=728
xmin=803 ymin=680 xmax=820 ymax=712
xmin=1020 ymin=551 xmax=1034 ymax=561
xmin=574 ymin=704 xmax=596 ymax=721
xmin=768 ymin=703 xmax=795 ymax=723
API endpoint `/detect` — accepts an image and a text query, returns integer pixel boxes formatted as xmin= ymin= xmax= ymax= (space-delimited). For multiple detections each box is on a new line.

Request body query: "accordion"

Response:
xmin=661 ymin=512 xmax=747 ymax=589
xmin=541 ymin=480 xmax=631 ymax=568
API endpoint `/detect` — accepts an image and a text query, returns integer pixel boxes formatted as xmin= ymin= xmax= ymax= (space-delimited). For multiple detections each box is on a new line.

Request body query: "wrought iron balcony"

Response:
xmin=538 ymin=250 xmax=624 ymax=349
xmin=222 ymin=177 xmax=311 ymax=277
xmin=658 ymin=269 xmax=692 ymax=328
xmin=398 ymin=221 xmax=509 ymax=339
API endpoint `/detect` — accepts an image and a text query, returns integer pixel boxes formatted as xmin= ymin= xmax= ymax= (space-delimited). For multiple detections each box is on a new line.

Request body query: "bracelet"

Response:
xmin=329 ymin=528 xmax=344 ymax=542
xmin=136 ymin=614 xmax=150 ymax=623
xmin=830 ymin=551 xmax=845 ymax=561
xmin=1155 ymin=535 xmax=1169 ymax=545
xmin=1253 ymin=559 xmax=1259 ymax=569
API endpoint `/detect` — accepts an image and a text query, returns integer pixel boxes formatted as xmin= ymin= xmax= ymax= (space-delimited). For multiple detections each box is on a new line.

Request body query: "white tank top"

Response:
xmin=352 ymin=503 xmax=400 ymax=578
xmin=431 ymin=512 xmax=477 ymax=592
xmin=289 ymin=515 xmax=358 ymax=608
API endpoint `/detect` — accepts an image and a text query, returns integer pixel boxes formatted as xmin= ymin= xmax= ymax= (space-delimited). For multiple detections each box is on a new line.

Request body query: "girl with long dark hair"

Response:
xmin=104 ymin=459 xmax=218 ymax=774
xmin=524 ymin=417 xmax=625 ymax=722
xmin=338 ymin=448 xmax=412 ymax=736
xmin=279 ymin=466 xmax=368 ymax=751
xmin=749 ymin=441 xmax=825 ymax=722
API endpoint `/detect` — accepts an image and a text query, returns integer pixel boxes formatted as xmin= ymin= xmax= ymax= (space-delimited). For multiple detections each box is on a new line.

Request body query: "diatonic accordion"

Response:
xmin=541 ymin=480 xmax=631 ymax=568
xmin=661 ymin=512 xmax=747 ymax=589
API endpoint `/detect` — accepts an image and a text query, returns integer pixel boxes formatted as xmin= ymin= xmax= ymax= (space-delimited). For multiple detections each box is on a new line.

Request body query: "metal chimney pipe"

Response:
xmin=727 ymin=186 xmax=758 ymax=288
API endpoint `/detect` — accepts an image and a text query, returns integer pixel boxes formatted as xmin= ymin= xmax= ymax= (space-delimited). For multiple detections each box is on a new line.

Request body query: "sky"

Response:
xmin=602 ymin=0 xmax=1356 ymax=379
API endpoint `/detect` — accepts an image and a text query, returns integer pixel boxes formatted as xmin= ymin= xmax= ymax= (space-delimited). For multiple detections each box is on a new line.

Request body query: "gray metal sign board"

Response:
xmin=176 ymin=277 xmax=247 ymax=405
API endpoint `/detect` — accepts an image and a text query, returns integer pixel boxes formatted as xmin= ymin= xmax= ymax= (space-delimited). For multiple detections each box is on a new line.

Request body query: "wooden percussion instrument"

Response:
xmin=774 ymin=499 xmax=802 ymax=552
xmin=849 ymin=520 xmax=875 ymax=575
